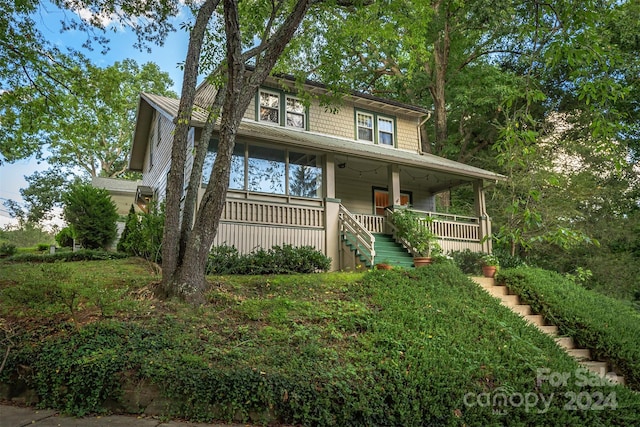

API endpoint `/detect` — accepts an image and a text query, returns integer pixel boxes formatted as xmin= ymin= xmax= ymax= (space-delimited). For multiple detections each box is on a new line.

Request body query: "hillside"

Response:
xmin=1 ymin=258 xmax=639 ymax=426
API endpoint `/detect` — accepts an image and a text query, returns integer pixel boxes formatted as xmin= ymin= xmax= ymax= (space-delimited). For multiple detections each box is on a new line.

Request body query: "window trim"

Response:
xmin=354 ymin=109 xmax=397 ymax=147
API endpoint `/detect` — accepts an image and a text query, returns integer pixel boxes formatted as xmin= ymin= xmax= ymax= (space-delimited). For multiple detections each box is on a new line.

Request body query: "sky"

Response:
xmin=0 ymin=2 xmax=191 ymax=228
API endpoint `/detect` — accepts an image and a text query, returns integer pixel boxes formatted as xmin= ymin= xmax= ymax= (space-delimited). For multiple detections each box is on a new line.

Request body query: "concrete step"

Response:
xmin=555 ymin=336 xmax=575 ymax=350
xmin=472 ymin=276 xmax=496 ymax=287
xmin=567 ymin=348 xmax=591 ymax=361
xmin=524 ymin=314 xmax=545 ymax=326
xmin=499 ymin=294 xmax=520 ymax=306
xmin=582 ymin=361 xmax=609 ymax=376
xmin=536 ymin=325 xmax=559 ymax=335
xmin=512 ymin=305 xmax=532 ymax=316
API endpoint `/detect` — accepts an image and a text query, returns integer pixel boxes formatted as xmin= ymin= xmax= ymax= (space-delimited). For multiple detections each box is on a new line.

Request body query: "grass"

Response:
xmin=1 ymin=259 xmax=639 ymax=425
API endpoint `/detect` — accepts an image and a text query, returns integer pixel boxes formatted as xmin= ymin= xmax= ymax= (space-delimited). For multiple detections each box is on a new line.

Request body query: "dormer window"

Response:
xmin=257 ymin=89 xmax=307 ymax=130
xmin=259 ymin=90 xmax=280 ymax=124
xmin=356 ymin=110 xmax=396 ymax=147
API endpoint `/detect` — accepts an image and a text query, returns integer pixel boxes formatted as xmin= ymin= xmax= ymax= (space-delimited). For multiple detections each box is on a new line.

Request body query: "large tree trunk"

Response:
xmin=430 ymin=2 xmax=450 ymax=152
xmin=160 ymin=0 xmax=220 ymax=298
xmin=167 ymin=0 xmax=314 ymax=303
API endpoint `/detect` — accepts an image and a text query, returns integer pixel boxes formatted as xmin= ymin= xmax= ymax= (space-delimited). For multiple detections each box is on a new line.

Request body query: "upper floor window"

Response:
xmin=356 ymin=112 xmax=374 ymax=142
xmin=257 ymin=89 xmax=307 ymax=130
xmin=355 ymin=110 xmax=396 ymax=146
xmin=286 ymin=96 xmax=305 ymax=129
xmin=378 ymin=116 xmax=394 ymax=146
xmin=259 ymin=90 xmax=280 ymax=124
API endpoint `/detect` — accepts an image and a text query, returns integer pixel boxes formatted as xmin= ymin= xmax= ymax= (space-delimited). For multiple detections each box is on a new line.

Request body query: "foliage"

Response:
xmin=2 ymin=262 xmax=639 ymax=423
xmin=4 ymin=249 xmax=128 ymax=263
xmin=206 ymin=244 xmax=331 ymax=275
xmin=449 ymin=249 xmax=484 ymax=275
xmin=55 ymin=227 xmax=75 ymax=248
xmin=0 ymin=223 xmax=55 ymax=248
xmin=62 ymin=183 xmax=118 ymax=250
xmin=480 ymin=253 xmax=500 ymax=267
xmin=390 ymin=209 xmax=439 ymax=257
xmin=117 ymin=203 xmax=164 ymax=263
xmin=0 ymin=242 xmax=17 ymax=257
xmin=499 ymin=267 xmax=640 ymax=389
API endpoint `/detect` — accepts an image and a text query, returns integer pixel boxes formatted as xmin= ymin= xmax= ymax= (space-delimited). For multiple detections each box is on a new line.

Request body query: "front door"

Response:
xmin=373 ymin=188 xmax=411 ymax=216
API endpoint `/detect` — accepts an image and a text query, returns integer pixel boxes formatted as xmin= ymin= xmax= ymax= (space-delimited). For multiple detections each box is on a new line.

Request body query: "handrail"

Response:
xmin=339 ymin=204 xmax=376 ymax=266
xmin=408 ymin=208 xmax=479 ymax=224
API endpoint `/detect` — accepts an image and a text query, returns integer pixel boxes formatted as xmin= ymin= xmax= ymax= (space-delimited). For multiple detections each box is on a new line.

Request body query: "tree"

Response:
xmin=62 ymin=183 xmax=118 ymax=250
xmin=1 ymin=0 xmax=180 ymax=165
xmin=160 ymin=0 xmax=365 ymax=303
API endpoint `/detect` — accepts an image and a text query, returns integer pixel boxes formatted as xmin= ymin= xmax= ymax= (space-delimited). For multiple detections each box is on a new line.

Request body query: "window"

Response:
xmin=356 ymin=112 xmax=374 ymax=141
xmin=202 ymin=141 xmax=322 ymax=199
xmin=286 ymin=96 xmax=305 ymax=129
xmin=356 ymin=110 xmax=396 ymax=146
xmin=289 ymin=152 xmax=322 ymax=198
xmin=378 ymin=116 xmax=394 ymax=146
xmin=259 ymin=90 xmax=280 ymax=124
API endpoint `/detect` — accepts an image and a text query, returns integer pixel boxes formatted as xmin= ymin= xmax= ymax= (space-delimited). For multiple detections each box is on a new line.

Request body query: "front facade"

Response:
xmin=129 ymin=72 xmax=505 ymax=270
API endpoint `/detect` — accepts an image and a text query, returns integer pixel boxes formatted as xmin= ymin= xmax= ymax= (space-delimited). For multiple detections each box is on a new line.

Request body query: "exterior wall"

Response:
xmin=254 ymin=87 xmax=423 ymax=152
xmin=213 ymin=223 xmax=325 ymax=254
xmin=140 ymin=112 xmax=175 ymax=200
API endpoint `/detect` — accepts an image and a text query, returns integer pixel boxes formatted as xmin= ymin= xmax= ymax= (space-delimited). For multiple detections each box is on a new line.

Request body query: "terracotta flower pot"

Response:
xmin=413 ymin=257 xmax=433 ymax=268
xmin=482 ymin=265 xmax=497 ymax=278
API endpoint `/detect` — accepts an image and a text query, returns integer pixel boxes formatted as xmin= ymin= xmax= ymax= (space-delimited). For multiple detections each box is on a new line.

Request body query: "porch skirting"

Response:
xmin=213 ymin=222 xmax=326 ymax=255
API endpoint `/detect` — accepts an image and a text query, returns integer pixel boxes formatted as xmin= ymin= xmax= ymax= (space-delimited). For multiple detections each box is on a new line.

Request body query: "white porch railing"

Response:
xmin=339 ymin=205 xmax=376 ymax=266
xmin=352 ymin=214 xmax=385 ymax=233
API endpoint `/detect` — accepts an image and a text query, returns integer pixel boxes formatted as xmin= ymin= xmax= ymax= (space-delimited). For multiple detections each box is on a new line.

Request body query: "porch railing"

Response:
xmin=339 ymin=205 xmax=376 ymax=266
xmin=352 ymin=214 xmax=385 ymax=233
xmin=220 ymin=199 xmax=324 ymax=228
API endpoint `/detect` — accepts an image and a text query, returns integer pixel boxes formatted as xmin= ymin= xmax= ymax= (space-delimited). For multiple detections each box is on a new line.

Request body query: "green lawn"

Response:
xmin=1 ymin=258 xmax=639 ymax=426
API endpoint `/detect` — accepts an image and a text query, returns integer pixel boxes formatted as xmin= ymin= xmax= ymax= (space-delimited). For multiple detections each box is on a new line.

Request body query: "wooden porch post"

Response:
xmin=387 ymin=164 xmax=401 ymax=207
xmin=324 ymin=153 xmax=340 ymax=270
xmin=473 ymin=180 xmax=492 ymax=253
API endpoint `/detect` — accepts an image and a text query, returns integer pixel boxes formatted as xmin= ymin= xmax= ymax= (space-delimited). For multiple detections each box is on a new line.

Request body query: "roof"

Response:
xmin=130 ymin=93 xmax=505 ymax=183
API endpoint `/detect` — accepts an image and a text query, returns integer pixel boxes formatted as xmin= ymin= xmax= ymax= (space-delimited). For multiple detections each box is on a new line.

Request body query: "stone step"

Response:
xmin=473 ymin=276 xmax=496 ymax=287
xmin=567 ymin=348 xmax=591 ymax=361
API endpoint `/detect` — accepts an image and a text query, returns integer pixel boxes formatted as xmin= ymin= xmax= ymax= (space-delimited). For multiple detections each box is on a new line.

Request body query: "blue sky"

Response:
xmin=0 ymin=2 xmax=190 ymax=227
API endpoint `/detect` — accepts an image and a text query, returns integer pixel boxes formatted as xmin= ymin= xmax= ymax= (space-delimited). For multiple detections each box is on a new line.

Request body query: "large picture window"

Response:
xmin=202 ymin=141 xmax=322 ymax=199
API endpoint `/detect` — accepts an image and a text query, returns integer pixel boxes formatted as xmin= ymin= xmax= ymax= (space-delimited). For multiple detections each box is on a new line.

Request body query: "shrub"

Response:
xmin=6 ymin=249 xmax=128 ymax=263
xmin=37 ymin=243 xmax=50 ymax=251
xmin=117 ymin=203 xmax=163 ymax=263
xmin=449 ymin=249 xmax=483 ymax=275
xmin=206 ymin=244 xmax=331 ymax=275
xmin=500 ymin=267 xmax=640 ymax=390
xmin=0 ymin=242 xmax=17 ymax=257
xmin=55 ymin=227 xmax=75 ymax=248
xmin=62 ymin=183 xmax=118 ymax=250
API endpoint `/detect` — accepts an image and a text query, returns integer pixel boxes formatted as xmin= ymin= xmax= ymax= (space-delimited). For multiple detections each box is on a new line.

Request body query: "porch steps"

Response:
xmin=372 ymin=233 xmax=414 ymax=268
xmin=471 ymin=277 xmax=625 ymax=386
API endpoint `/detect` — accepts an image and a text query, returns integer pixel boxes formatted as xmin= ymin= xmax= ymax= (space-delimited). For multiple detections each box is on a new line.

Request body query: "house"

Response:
xmin=128 ymin=71 xmax=505 ymax=270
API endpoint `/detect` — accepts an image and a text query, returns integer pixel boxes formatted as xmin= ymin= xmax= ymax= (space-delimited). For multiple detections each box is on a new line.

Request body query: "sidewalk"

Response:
xmin=0 ymin=405 xmax=251 ymax=427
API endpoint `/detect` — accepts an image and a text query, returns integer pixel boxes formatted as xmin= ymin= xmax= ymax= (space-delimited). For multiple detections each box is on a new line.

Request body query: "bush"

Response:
xmin=449 ymin=249 xmax=484 ymax=274
xmin=62 ymin=183 xmax=118 ymax=250
xmin=117 ymin=203 xmax=164 ymax=263
xmin=37 ymin=243 xmax=50 ymax=251
xmin=55 ymin=227 xmax=75 ymax=248
xmin=500 ymin=267 xmax=640 ymax=390
xmin=6 ymin=249 xmax=128 ymax=263
xmin=0 ymin=242 xmax=17 ymax=257
xmin=206 ymin=244 xmax=331 ymax=275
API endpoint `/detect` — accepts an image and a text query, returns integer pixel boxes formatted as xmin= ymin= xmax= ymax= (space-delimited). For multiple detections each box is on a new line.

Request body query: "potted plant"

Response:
xmin=480 ymin=253 xmax=500 ymax=278
xmin=390 ymin=209 xmax=440 ymax=267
